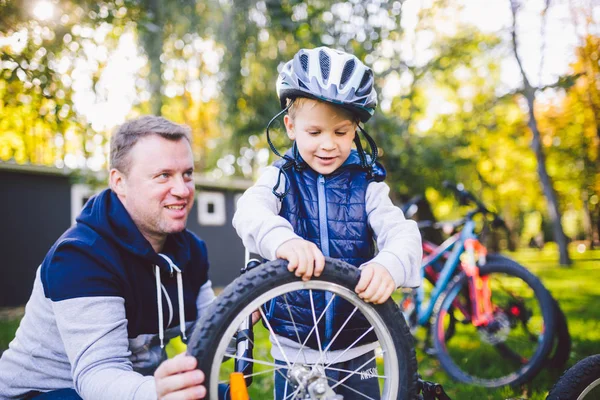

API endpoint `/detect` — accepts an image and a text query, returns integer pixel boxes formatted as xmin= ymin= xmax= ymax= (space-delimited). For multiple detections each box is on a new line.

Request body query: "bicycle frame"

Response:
xmin=414 ymin=219 xmax=481 ymax=326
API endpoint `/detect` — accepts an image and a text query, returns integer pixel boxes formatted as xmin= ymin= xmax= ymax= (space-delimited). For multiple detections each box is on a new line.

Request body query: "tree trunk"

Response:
xmin=526 ymin=91 xmax=571 ymax=265
xmin=144 ymin=0 xmax=165 ymax=116
xmin=510 ymin=0 xmax=571 ymax=265
xmin=582 ymin=190 xmax=595 ymax=250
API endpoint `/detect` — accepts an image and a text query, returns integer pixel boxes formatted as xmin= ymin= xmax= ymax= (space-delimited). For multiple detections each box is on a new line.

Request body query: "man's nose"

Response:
xmin=171 ymin=176 xmax=191 ymax=197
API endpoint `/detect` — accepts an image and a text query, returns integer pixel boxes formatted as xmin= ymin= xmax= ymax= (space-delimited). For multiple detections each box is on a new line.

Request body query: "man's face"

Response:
xmin=111 ymin=134 xmax=195 ymax=251
xmin=284 ymin=100 xmax=356 ymax=175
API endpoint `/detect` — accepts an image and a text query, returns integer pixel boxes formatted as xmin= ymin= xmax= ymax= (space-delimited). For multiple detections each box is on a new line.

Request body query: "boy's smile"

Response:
xmin=284 ymin=99 xmax=357 ymax=175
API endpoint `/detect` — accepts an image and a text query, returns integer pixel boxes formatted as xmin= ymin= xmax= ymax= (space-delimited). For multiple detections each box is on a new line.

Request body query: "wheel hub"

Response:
xmin=479 ymin=312 xmax=510 ymax=344
xmin=288 ymin=364 xmax=343 ymax=399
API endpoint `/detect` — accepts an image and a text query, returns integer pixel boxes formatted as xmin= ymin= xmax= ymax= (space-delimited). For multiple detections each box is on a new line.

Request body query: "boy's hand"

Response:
xmin=355 ymin=263 xmax=395 ymax=304
xmin=276 ymin=239 xmax=325 ymax=281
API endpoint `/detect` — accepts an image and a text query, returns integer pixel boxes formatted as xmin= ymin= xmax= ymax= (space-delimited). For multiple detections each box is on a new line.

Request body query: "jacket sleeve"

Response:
xmin=47 ymin=244 xmax=157 ymax=400
xmin=232 ymin=166 xmax=300 ymax=260
xmin=196 ymin=280 xmax=216 ymax=316
xmin=53 ymin=296 xmax=157 ymax=400
xmin=363 ymin=181 xmax=422 ymax=288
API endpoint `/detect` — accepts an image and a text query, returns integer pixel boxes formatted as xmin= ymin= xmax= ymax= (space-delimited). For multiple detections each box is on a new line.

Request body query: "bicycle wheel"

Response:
xmin=187 ymin=258 xmax=419 ymax=399
xmin=431 ymin=262 xmax=556 ymax=387
xmin=486 ymin=254 xmax=571 ymax=369
xmin=547 ymin=355 xmax=600 ymax=400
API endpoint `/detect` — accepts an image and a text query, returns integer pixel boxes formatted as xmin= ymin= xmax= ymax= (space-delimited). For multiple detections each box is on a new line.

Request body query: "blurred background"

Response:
xmin=1 ymin=0 xmax=599 ymax=282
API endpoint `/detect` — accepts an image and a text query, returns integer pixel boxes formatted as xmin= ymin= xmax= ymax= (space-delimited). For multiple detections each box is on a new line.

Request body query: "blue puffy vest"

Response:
xmin=267 ymin=148 xmax=386 ymax=351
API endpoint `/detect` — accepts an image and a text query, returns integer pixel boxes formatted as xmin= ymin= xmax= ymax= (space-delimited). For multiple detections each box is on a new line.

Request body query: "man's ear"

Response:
xmin=109 ymin=169 xmax=127 ymax=197
xmin=283 ymin=114 xmax=296 ymax=140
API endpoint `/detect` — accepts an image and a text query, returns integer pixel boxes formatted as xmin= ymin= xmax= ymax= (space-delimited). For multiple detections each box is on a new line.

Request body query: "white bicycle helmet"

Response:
xmin=276 ymin=47 xmax=377 ymax=122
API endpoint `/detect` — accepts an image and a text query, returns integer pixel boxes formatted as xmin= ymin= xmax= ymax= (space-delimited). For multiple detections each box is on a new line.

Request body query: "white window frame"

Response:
xmin=71 ymin=184 xmax=97 ymax=225
xmin=197 ymin=191 xmax=226 ymax=226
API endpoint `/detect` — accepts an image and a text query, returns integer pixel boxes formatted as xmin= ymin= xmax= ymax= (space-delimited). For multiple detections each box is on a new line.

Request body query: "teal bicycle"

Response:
xmin=399 ymin=182 xmax=558 ymax=387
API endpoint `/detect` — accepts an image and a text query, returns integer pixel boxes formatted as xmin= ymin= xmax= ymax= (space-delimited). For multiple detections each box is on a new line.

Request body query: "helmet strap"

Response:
xmin=353 ymin=134 xmax=368 ymax=169
xmin=357 ymin=124 xmax=378 ymax=168
xmin=266 ymin=99 xmax=295 ymax=161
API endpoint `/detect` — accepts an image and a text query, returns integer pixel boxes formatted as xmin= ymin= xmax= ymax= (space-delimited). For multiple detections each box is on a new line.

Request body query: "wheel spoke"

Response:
xmin=282 ymin=385 xmax=303 ymax=400
xmin=283 ymin=293 xmax=308 ymax=364
xmin=329 ymin=352 xmax=381 ymax=391
xmin=258 ymin=307 xmax=293 ymax=369
xmin=308 ymin=289 xmax=325 ymax=363
xmin=324 ymin=326 xmax=375 ymax=368
xmin=325 ymin=365 xmax=387 ymax=379
xmin=311 ymin=305 xmax=360 ymax=368
xmin=289 ymin=292 xmax=336 ymax=366
xmin=224 ymin=353 xmax=282 ymax=369
xmin=217 ymin=366 xmax=286 ymax=384
xmin=325 ymin=376 xmax=379 ymax=400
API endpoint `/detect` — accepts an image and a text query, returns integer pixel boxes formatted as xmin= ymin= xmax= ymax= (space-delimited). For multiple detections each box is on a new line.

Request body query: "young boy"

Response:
xmin=233 ymin=47 xmax=422 ymax=399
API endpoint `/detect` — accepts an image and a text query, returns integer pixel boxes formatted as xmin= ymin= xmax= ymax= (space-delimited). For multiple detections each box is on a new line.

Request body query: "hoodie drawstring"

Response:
xmin=155 ymin=254 xmax=187 ymax=348
xmin=154 ymin=265 xmax=165 ymax=348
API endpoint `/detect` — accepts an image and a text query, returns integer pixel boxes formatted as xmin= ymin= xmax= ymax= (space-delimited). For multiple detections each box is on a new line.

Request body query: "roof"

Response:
xmin=0 ymin=162 xmax=253 ymax=191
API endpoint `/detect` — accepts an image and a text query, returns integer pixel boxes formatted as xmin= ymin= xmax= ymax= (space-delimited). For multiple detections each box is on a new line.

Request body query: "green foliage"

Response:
xmin=0 ymin=0 xmax=597 ymax=246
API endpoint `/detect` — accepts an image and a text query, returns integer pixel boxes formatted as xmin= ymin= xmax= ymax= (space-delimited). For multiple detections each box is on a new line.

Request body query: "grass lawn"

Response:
xmin=1 ymin=248 xmax=598 ymax=399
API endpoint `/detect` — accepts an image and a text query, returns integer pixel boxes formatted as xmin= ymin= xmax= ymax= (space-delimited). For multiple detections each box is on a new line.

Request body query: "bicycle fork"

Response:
xmin=462 ymin=239 xmax=493 ymax=327
xmin=234 ymin=252 xmax=262 ymax=387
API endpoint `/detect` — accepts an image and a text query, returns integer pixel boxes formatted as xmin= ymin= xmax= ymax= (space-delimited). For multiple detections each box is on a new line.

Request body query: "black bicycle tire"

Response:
xmin=548 ymin=296 xmax=571 ymax=369
xmin=431 ymin=262 xmax=556 ymax=387
xmin=547 ymin=355 xmax=600 ymax=400
xmin=486 ymin=254 xmax=571 ymax=369
xmin=187 ymin=257 xmax=420 ymax=399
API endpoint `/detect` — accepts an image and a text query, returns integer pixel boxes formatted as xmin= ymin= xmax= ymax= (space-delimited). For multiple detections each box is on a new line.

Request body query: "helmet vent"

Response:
xmin=300 ymin=54 xmax=309 ymax=72
xmin=298 ymin=80 xmax=309 ymax=90
xmin=358 ymin=70 xmax=373 ymax=93
xmin=319 ymin=49 xmax=330 ymax=81
xmin=340 ymin=60 xmax=356 ymax=86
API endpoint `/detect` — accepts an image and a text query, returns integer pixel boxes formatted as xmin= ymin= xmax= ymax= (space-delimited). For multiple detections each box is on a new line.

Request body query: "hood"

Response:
xmin=76 ymin=189 xmax=192 ymax=273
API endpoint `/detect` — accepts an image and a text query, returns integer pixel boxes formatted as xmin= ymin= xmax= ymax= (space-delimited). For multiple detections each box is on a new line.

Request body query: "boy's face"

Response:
xmin=284 ymin=99 xmax=357 ymax=175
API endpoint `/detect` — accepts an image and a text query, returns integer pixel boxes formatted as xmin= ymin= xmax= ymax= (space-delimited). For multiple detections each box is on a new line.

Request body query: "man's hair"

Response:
xmin=110 ymin=115 xmax=192 ymax=174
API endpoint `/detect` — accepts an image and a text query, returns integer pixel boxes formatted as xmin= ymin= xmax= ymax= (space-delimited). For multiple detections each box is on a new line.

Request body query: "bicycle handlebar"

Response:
xmin=417 ymin=220 xmax=465 ymax=231
xmin=442 ymin=181 xmax=507 ymax=230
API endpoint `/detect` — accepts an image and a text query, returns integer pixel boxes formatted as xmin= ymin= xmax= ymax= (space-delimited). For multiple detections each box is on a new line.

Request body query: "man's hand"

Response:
xmin=276 ymin=239 xmax=325 ymax=281
xmin=155 ymin=353 xmax=206 ymax=399
xmin=355 ymin=263 xmax=395 ymax=304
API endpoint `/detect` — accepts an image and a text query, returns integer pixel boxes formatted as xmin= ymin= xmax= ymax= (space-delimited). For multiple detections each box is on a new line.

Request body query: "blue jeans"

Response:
xmin=274 ymin=351 xmax=381 ymax=400
xmin=29 ymin=385 xmax=231 ymax=399
xmin=29 ymin=389 xmax=82 ymax=399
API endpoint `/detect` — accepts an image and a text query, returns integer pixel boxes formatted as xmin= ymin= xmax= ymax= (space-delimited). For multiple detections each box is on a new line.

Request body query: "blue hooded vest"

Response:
xmin=267 ymin=148 xmax=386 ymax=350
xmin=40 ymin=189 xmax=210 ymax=338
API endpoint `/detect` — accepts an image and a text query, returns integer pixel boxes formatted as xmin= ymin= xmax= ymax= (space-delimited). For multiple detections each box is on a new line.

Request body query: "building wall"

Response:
xmin=186 ymin=190 xmax=247 ymax=286
xmin=0 ymin=170 xmax=72 ymax=307
xmin=0 ymin=167 xmax=248 ymax=307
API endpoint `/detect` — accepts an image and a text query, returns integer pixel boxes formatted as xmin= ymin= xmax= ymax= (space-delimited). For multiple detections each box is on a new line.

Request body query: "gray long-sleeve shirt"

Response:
xmin=0 ymin=268 xmax=215 ymax=399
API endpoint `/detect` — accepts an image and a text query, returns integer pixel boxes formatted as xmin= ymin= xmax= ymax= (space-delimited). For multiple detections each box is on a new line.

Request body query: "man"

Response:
xmin=0 ymin=116 xmax=211 ymax=399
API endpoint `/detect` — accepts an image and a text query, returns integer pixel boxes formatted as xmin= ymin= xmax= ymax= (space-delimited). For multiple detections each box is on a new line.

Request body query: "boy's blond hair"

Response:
xmin=286 ymin=97 xmax=359 ymax=124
